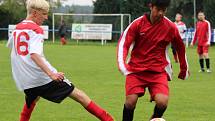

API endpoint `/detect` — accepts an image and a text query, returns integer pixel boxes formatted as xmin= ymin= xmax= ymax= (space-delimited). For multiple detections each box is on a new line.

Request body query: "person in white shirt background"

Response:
xmin=171 ymin=13 xmax=187 ymax=63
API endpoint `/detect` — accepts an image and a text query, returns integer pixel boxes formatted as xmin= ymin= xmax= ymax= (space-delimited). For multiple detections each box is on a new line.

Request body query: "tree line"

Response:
xmin=1 ymin=0 xmax=215 ymax=40
xmin=93 ymin=0 xmax=215 ymax=28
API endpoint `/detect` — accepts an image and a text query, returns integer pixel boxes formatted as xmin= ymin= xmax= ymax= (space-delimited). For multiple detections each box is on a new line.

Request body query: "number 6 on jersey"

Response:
xmin=13 ymin=31 xmax=30 ymax=56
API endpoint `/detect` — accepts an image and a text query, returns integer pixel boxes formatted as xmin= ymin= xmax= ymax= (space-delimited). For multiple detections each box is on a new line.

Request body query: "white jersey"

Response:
xmin=7 ymin=20 xmax=57 ymax=91
xmin=174 ymin=21 xmax=187 ymax=39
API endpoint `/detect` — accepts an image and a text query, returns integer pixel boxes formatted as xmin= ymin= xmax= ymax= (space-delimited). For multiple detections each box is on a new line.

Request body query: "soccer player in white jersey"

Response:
xmin=175 ymin=13 xmax=187 ymax=42
xmin=171 ymin=13 xmax=187 ymax=63
xmin=7 ymin=0 xmax=114 ymax=121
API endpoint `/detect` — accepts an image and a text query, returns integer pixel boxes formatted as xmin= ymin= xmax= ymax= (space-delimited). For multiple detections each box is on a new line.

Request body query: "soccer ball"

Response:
xmin=150 ymin=118 xmax=166 ymax=121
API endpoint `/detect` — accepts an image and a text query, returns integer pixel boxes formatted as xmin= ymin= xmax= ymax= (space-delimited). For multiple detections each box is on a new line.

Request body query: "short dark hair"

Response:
xmin=198 ymin=11 xmax=204 ymax=14
xmin=151 ymin=0 xmax=171 ymax=8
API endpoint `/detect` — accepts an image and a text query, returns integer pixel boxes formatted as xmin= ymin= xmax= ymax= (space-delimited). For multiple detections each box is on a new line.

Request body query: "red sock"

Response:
xmin=61 ymin=37 xmax=67 ymax=45
xmin=20 ymin=102 xmax=36 ymax=121
xmin=85 ymin=101 xmax=114 ymax=121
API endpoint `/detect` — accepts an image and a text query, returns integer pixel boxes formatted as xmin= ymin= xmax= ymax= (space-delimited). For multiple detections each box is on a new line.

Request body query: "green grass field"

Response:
xmin=0 ymin=41 xmax=215 ymax=121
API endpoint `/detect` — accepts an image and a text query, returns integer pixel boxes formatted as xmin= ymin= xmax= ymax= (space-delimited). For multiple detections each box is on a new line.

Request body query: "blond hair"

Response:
xmin=26 ymin=0 xmax=49 ymax=14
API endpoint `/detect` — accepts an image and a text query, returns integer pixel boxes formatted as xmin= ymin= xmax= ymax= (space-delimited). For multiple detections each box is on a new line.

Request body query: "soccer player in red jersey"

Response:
xmin=191 ymin=11 xmax=211 ymax=73
xmin=7 ymin=0 xmax=114 ymax=121
xmin=117 ymin=0 xmax=189 ymax=120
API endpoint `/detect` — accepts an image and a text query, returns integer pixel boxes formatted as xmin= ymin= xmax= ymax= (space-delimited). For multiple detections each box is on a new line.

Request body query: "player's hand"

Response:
xmin=50 ymin=72 xmax=65 ymax=81
xmin=206 ymin=44 xmax=210 ymax=46
xmin=58 ymin=72 xmax=65 ymax=77
xmin=178 ymin=70 xmax=190 ymax=80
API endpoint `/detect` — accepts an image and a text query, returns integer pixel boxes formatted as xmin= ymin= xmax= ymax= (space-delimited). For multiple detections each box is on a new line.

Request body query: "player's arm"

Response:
xmin=117 ymin=19 xmax=139 ymax=75
xmin=172 ymin=28 xmax=190 ymax=80
xmin=30 ymin=53 xmax=64 ymax=81
xmin=206 ymin=21 xmax=211 ymax=45
xmin=29 ymin=32 xmax=64 ymax=81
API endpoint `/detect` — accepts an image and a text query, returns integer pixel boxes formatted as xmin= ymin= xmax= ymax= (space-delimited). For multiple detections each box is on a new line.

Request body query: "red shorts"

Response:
xmin=125 ymin=71 xmax=169 ymax=100
xmin=197 ymin=45 xmax=209 ymax=55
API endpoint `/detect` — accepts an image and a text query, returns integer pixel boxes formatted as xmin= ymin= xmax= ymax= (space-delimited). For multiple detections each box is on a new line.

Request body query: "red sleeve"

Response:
xmin=172 ymin=27 xmax=190 ymax=80
xmin=117 ymin=17 xmax=140 ymax=75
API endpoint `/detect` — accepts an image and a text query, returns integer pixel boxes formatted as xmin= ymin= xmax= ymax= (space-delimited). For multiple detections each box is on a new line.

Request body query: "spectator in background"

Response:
xmin=191 ymin=11 xmax=211 ymax=73
xmin=172 ymin=13 xmax=187 ymax=63
xmin=58 ymin=20 xmax=67 ymax=45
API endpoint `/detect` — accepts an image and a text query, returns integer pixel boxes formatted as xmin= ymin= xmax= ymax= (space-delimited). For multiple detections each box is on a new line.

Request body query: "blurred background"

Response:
xmin=1 ymin=0 xmax=215 ymax=44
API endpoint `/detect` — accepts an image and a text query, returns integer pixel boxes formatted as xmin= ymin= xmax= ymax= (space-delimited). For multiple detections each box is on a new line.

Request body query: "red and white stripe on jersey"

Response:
xmin=117 ymin=16 xmax=142 ymax=75
xmin=117 ymin=15 xmax=189 ymax=80
xmin=192 ymin=20 xmax=211 ymax=46
xmin=164 ymin=17 xmax=174 ymax=80
xmin=165 ymin=16 xmax=189 ymax=80
xmin=164 ymin=45 xmax=173 ymax=80
xmin=7 ymin=20 xmax=55 ymax=91
xmin=16 ymin=20 xmax=44 ymax=35
xmin=205 ymin=20 xmax=211 ymax=45
xmin=184 ymin=54 xmax=189 ymax=80
xmin=7 ymin=20 xmax=43 ymax=49
xmin=164 ymin=47 xmax=189 ymax=80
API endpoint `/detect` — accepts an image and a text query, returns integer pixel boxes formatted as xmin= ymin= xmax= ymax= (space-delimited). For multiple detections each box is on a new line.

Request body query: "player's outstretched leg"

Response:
xmin=151 ymin=94 xmax=168 ymax=119
xmin=69 ymin=88 xmax=114 ymax=121
xmin=20 ymin=97 xmax=40 ymax=121
xmin=122 ymin=94 xmax=138 ymax=121
xmin=20 ymin=102 xmax=36 ymax=121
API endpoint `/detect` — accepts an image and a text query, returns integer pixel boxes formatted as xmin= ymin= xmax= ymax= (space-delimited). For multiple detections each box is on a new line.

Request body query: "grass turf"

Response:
xmin=0 ymin=41 xmax=215 ymax=121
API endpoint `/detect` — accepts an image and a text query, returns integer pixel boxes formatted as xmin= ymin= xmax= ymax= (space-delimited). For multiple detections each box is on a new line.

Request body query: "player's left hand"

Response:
xmin=178 ymin=70 xmax=190 ymax=80
xmin=51 ymin=72 xmax=65 ymax=82
xmin=58 ymin=72 xmax=65 ymax=76
xmin=57 ymin=72 xmax=65 ymax=81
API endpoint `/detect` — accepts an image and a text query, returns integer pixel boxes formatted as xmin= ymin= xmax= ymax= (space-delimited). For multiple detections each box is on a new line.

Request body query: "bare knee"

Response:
xmin=69 ymin=88 xmax=91 ymax=107
xmin=199 ymin=54 xmax=204 ymax=59
xmin=154 ymin=94 xmax=168 ymax=108
xmin=203 ymin=53 xmax=209 ymax=58
xmin=125 ymin=94 xmax=138 ymax=109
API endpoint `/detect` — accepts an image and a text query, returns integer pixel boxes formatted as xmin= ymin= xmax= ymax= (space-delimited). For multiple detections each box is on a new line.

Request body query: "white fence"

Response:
xmin=2 ymin=27 xmax=215 ymax=44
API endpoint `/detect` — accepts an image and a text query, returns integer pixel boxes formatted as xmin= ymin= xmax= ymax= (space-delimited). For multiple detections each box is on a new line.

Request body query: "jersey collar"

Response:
xmin=22 ymin=20 xmax=36 ymax=24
